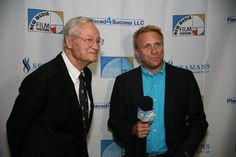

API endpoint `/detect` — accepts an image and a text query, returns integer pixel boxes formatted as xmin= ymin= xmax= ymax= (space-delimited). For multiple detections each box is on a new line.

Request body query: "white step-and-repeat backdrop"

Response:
xmin=0 ymin=0 xmax=235 ymax=156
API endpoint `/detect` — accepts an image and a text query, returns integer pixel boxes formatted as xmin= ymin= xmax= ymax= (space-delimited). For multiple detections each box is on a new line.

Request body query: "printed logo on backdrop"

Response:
xmin=173 ymin=14 xmax=205 ymax=36
xmin=101 ymin=56 xmax=134 ymax=78
xmin=94 ymin=102 xmax=110 ymax=109
xmin=167 ymin=60 xmax=210 ymax=73
xmin=227 ymin=16 xmax=236 ymax=23
xmin=226 ymin=97 xmax=236 ymax=105
xmin=28 ymin=9 xmax=64 ymax=34
xmin=197 ymin=143 xmax=210 ymax=153
xmin=22 ymin=57 xmax=42 ymax=73
xmin=101 ymin=140 xmax=125 ymax=157
xmin=93 ymin=17 xmax=144 ymax=26
xmin=23 ymin=57 xmax=42 ymax=73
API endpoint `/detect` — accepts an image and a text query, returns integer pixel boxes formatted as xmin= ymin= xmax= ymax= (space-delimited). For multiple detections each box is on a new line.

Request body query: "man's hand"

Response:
xmin=132 ymin=121 xmax=150 ymax=138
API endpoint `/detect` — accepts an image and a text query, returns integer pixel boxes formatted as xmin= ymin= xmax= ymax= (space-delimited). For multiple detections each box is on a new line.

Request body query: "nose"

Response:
xmin=150 ymin=45 xmax=158 ymax=53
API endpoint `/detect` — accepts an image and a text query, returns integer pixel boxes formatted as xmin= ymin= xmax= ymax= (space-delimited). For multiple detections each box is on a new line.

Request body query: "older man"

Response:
xmin=7 ymin=16 xmax=104 ymax=157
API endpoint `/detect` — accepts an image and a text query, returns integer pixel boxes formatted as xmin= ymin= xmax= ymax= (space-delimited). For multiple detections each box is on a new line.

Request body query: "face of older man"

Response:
xmin=65 ymin=22 xmax=101 ymax=70
xmin=135 ymin=31 xmax=164 ymax=74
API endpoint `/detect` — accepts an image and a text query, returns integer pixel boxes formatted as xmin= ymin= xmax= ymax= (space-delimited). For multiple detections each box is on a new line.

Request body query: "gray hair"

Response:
xmin=63 ymin=16 xmax=94 ymax=48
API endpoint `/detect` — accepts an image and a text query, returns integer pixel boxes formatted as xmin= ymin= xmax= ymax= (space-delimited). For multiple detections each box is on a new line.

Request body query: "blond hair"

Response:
xmin=133 ymin=25 xmax=163 ymax=50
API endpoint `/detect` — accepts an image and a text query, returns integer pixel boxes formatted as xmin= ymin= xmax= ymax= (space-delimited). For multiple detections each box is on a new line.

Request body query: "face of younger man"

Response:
xmin=135 ymin=31 xmax=164 ymax=74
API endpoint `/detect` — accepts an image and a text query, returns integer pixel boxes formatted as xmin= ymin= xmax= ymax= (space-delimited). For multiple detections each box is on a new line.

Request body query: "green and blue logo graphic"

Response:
xmin=101 ymin=140 xmax=124 ymax=157
xmin=173 ymin=14 xmax=205 ymax=36
xmin=101 ymin=56 xmax=134 ymax=78
xmin=28 ymin=8 xmax=64 ymax=34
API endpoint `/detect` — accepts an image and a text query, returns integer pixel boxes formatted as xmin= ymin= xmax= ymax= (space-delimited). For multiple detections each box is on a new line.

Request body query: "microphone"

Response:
xmin=137 ymin=96 xmax=154 ymax=122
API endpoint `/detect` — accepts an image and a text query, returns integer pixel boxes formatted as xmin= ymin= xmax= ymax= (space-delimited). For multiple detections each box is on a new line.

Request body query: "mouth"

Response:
xmin=89 ymin=51 xmax=98 ymax=55
xmin=150 ymin=56 xmax=160 ymax=61
xmin=88 ymin=51 xmax=99 ymax=59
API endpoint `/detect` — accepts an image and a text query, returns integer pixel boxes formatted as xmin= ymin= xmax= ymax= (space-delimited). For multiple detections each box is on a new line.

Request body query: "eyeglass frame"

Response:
xmin=70 ymin=34 xmax=104 ymax=46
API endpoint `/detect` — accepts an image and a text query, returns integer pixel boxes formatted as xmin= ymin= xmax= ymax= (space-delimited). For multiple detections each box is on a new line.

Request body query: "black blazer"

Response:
xmin=7 ymin=53 xmax=94 ymax=157
xmin=108 ymin=63 xmax=208 ymax=157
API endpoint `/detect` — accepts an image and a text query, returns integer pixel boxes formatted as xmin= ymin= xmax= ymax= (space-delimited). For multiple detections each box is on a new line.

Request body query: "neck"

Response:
xmin=142 ymin=62 xmax=164 ymax=74
xmin=64 ymin=48 xmax=89 ymax=71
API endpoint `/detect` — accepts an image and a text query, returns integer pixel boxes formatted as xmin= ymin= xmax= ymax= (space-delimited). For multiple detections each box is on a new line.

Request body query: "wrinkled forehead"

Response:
xmin=75 ymin=22 xmax=100 ymax=37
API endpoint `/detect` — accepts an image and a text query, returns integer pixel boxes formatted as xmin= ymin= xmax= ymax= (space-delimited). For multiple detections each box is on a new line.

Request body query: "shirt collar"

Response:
xmin=141 ymin=61 xmax=165 ymax=77
xmin=61 ymin=51 xmax=82 ymax=83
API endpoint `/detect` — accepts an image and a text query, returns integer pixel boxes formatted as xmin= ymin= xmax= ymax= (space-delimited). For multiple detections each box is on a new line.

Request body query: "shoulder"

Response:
xmin=166 ymin=62 xmax=197 ymax=87
xmin=116 ymin=66 xmax=141 ymax=79
xmin=21 ymin=54 xmax=62 ymax=86
xmin=112 ymin=66 xmax=142 ymax=87
xmin=166 ymin=62 xmax=193 ymax=76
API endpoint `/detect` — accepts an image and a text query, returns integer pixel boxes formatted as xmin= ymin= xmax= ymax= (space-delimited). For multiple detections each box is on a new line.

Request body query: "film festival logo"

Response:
xmin=173 ymin=14 xmax=205 ymax=36
xmin=28 ymin=8 xmax=64 ymax=34
xmin=100 ymin=56 xmax=134 ymax=78
xmin=101 ymin=140 xmax=124 ymax=157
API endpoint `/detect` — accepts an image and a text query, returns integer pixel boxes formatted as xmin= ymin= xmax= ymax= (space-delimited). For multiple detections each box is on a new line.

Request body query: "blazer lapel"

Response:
xmin=83 ymin=68 xmax=94 ymax=133
xmin=164 ymin=63 xmax=175 ymax=122
xmin=131 ymin=66 xmax=144 ymax=112
xmin=55 ymin=53 xmax=84 ymax=128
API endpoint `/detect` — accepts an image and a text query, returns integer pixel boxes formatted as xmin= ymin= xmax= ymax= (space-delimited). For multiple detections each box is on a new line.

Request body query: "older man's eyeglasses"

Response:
xmin=70 ymin=34 xmax=104 ymax=46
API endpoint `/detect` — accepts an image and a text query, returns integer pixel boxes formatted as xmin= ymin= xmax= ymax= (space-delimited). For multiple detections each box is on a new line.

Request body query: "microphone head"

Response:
xmin=139 ymin=96 xmax=153 ymax=111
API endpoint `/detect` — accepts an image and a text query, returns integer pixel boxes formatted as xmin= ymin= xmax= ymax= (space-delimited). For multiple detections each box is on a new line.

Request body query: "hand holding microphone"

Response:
xmin=132 ymin=96 xmax=154 ymax=138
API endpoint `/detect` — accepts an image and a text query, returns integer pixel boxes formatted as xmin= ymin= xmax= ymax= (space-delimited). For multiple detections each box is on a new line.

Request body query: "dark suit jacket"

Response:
xmin=108 ymin=63 xmax=208 ymax=157
xmin=7 ymin=53 xmax=94 ymax=157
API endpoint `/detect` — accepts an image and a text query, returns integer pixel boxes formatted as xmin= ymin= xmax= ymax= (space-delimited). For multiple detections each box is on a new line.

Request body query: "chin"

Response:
xmin=89 ymin=58 xmax=98 ymax=62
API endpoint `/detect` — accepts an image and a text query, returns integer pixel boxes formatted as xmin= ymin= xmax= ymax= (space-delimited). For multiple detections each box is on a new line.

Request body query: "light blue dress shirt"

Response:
xmin=141 ymin=62 xmax=168 ymax=154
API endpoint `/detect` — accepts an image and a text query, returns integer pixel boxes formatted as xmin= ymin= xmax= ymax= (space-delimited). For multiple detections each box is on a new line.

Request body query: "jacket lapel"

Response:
xmin=164 ymin=63 xmax=175 ymax=124
xmin=131 ymin=66 xmax=144 ymax=116
xmin=55 ymin=53 xmax=85 ymax=129
xmin=83 ymin=68 xmax=94 ymax=134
